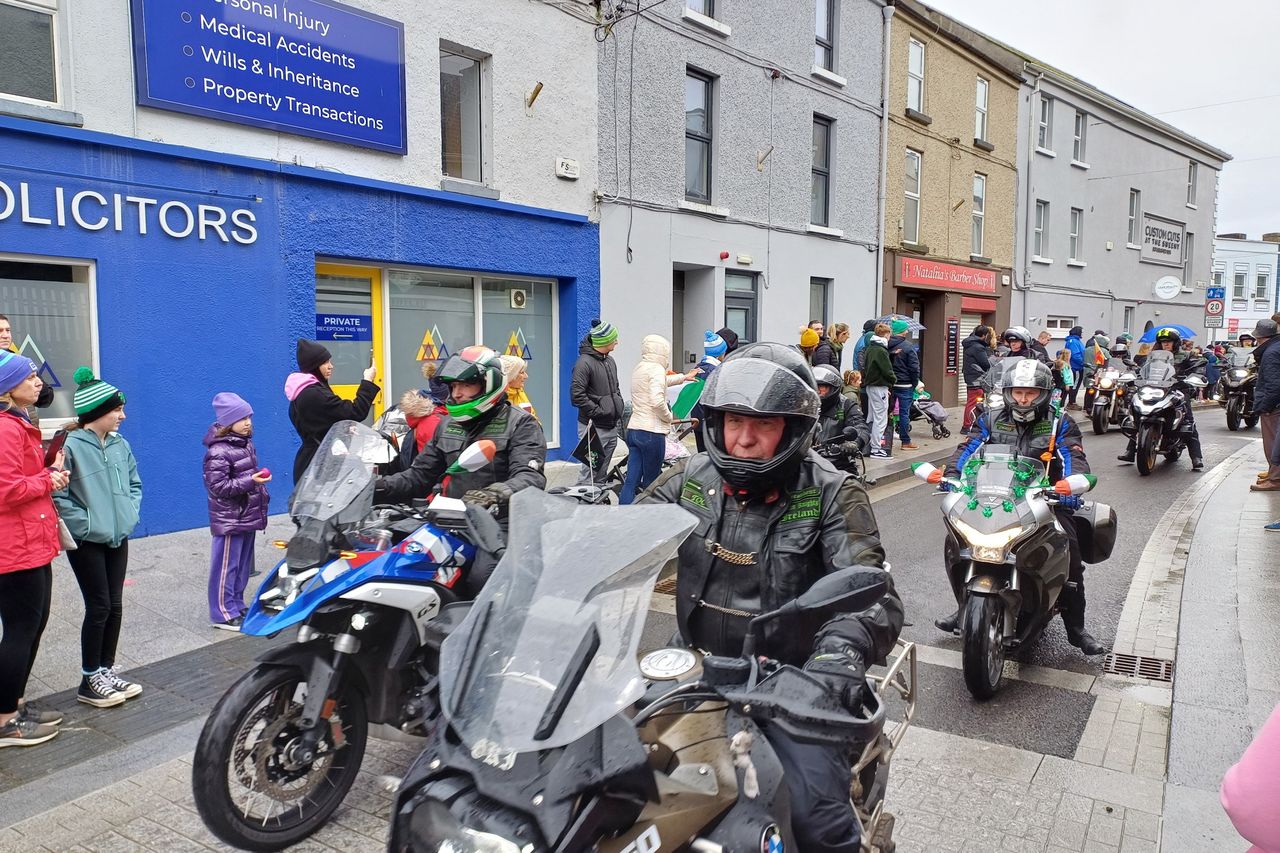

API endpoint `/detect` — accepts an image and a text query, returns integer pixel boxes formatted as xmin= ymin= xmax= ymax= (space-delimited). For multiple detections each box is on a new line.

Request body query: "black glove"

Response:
xmin=461 ymin=482 xmax=513 ymax=509
xmin=842 ymin=440 xmax=866 ymax=457
xmin=802 ymin=648 xmax=867 ymax=711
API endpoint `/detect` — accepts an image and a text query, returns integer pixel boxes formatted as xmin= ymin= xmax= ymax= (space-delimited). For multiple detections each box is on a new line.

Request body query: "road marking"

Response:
xmin=908 ymin=642 xmax=1099 ymax=693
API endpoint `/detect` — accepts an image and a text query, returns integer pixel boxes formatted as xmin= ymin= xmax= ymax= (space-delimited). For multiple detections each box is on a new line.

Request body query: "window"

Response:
xmin=1233 ymin=265 xmax=1249 ymax=301
xmin=1069 ymin=208 xmax=1083 ymax=262
xmin=1256 ymin=267 xmax=1271 ymax=300
xmin=903 ymin=150 xmax=921 ymax=244
xmin=1046 ymin=316 xmax=1077 ymax=333
xmin=1213 ymin=266 xmax=1224 ymax=289
xmin=1186 ymin=161 xmax=1198 ymax=206
xmin=811 ymin=116 xmax=832 ymax=226
xmin=1034 ymin=200 xmax=1049 ymax=258
xmin=815 ymin=0 xmax=835 ymax=71
xmin=1123 ymin=306 xmax=1134 ymax=333
xmin=0 ymin=0 xmax=58 ymax=105
xmin=686 ymin=0 xmax=713 ymax=14
xmin=1184 ymin=232 xmax=1194 ymax=282
xmin=724 ymin=272 xmax=758 ymax=343
xmin=810 ymin=278 xmax=831 ymax=328
xmin=1127 ymin=189 xmax=1141 ymax=245
xmin=1073 ymin=111 xmax=1087 ymax=162
xmin=1037 ymin=95 xmax=1054 ymax=150
xmin=971 ymin=173 xmax=986 ymax=256
xmin=974 ymin=77 xmax=989 ymax=142
xmin=907 ymin=39 xmax=925 ymax=113
xmin=440 ymin=49 xmax=485 ymax=182
xmin=685 ymin=69 xmax=714 ymax=202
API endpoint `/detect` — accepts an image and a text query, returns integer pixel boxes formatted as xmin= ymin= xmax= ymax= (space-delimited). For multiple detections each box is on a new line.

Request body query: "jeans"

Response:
xmin=1070 ymin=368 xmax=1084 ymax=406
xmin=765 ymin=722 xmax=860 ymax=852
xmin=619 ymin=429 xmax=665 ymax=504
xmin=866 ymin=387 xmax=889 ymax=455
xmin=0 ymin=565 xmax=52 ymax=713
xmin=892 ymin=386 xmax=914 ymax=443
xmin=576 ymin=421 xmax=620 ymax=485
xmin=67 ymin=540 xmax=130 ymax=673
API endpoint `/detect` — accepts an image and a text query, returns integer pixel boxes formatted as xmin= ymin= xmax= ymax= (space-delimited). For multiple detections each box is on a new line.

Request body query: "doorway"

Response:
xmin=315 ymin=263 xmax=385 ymax=418
xmin=672 ymin=272 xmax=686 ymax=366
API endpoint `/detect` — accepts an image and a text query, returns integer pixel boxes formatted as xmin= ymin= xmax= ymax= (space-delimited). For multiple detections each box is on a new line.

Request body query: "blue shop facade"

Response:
xmin=0 ymin=115 xmax=600 ymax=536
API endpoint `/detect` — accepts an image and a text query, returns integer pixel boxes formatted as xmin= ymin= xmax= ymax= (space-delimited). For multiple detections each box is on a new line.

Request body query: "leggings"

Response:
xmin=0 ymin=565 xmax=53 ymax=714
xmin=67 ymin=540 xmax=129 ymax=673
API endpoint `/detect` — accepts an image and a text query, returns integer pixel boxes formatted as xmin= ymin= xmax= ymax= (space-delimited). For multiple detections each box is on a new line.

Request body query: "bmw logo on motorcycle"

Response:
xmin=761 ymin=824 xmax=785 ymax=853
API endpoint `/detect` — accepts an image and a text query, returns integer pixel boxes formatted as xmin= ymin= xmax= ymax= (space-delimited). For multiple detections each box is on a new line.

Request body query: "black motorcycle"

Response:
xmin=1122 ymin=351 xmax=1209 ymax=475
xmin=1083 ymin=358 xmax=1137 ymax=435
xmin=1219 ymin=349 xmax=1259 ymax=431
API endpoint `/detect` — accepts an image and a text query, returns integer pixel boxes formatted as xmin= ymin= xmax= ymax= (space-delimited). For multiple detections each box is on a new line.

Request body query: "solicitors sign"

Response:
xmin=129 ymin=0 xmax=407 ymax=154
xmin=1139 ymin=213 xmax=1185 ymax=268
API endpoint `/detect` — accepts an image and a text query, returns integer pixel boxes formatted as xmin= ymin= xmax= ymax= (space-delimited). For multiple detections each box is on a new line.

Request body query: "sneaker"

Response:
xmin=901 ymin=443 xmax=920 ymax=450
xmin=869 ymin=450 xmax=890 ymax=459
xmin=16 ymin=703 xmax=62 ymax=726
xmin=105 ymin=666 xmax=143 ymax=700
xmin=1265 ymin=521 xmax=1280 ymax=532
xmin=77 ymin=670 xmax=126 ymax=708
xmin=0 ymin=717 xmax=59 ymax=748
xmin=212 ymin=615 xmax=244 ymax=632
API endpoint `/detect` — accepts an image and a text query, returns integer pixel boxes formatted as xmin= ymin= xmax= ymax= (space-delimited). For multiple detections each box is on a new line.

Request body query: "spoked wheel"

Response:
xmin=1091 ymin=407 xmax=1108 ymax=435
xmin=192 ymin=664 xmax=367 ymax=851
xmin=1226 ymin=398 xmax=1242 ymax=431
xmin=961 ymin=594 xmax=1005 ymax=700
xmin=1135 ymin=424 xmax=1161 ymax=476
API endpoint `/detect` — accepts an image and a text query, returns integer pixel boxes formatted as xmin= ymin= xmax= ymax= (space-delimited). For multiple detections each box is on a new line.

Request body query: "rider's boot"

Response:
xmin=934 ymin=609 xmax=961 ymax=634
xmin=1061 ymin=589 xmax=1107 ymax=656
xmin=1117 ymin=437 xmax=1136 ymax=463
xmin=1185 ymin=432 xmax=1205 ymax=471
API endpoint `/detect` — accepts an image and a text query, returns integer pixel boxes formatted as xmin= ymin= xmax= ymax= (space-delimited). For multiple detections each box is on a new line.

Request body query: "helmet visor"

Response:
xmin=700 ymin=359 xmax=820 ymax=420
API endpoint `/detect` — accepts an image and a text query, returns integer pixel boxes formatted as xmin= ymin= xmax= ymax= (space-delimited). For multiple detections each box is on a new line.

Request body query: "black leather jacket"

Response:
xmin=816 ymin=396 xmax=871 ymax=451
xmin=642 ymin=452 xmax=903 ymax=668
xmin=947 ymin=410 xmax=1089 ymax=483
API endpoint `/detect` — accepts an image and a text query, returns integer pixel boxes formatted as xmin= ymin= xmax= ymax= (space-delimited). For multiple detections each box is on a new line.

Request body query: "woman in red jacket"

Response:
xmin=0 ymin=353 xmax=69 ymax=748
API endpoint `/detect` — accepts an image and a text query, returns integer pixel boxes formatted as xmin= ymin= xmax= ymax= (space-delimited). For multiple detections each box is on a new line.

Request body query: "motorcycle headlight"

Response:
xmin=952 ymin=519 xmax=1023 ymax=563
xmin=1100 ymin=377 xmax=1115 ymax=389
xmin=1138 ymin=387 xmax=1165 ymax=401
xmin=409 ymin=800 xmax=528 ymax=853
xmin=1231 ymin=369 xmax=1248 ymax=379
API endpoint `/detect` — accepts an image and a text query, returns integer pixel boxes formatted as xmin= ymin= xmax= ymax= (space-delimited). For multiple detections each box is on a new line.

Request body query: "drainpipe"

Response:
xmin=1021 ymin=69 xmax=1044 ymax=327
xmin=874 ymin=2 xmax=895 ymax=317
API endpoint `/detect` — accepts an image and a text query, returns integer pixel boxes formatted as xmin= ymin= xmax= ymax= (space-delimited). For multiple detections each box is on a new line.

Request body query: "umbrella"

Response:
xmin=876 ymin=314 xmax=927 ymax=332
xmin=1138 ymin=324 xmax=1196 ymax=344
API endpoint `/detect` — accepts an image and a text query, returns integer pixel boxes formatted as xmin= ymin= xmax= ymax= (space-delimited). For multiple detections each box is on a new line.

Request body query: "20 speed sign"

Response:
xmin=1205 ymin=298 xmax=1225 ymax=316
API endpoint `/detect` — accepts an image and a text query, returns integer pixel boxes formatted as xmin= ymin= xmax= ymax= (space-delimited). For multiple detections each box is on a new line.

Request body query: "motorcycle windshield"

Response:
xmin=949 ymin=448 xmax=1046 ymax=538
xmin=1137 ymin=351 xmax=1177 ymax=388
xmin=1228 ymin=349 xmax=1254 ymax=368
xmin=290 ymin=421 xmax=382 ymax=526
xmin=439 ymin=490 xmax=696 ymax=754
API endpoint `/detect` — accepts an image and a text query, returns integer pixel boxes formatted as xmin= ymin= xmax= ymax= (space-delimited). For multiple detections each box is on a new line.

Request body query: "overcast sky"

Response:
xmin=929 ymin=0 xmax=1280 ymax=240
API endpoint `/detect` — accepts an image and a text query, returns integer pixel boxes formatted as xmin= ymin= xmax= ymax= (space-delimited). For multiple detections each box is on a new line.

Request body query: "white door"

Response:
xmin=956 ymin=313 xmax=985 ymax=400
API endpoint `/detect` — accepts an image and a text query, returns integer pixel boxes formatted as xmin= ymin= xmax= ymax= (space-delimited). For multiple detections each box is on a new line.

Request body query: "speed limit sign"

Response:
xmin=1205 ymin=298 xmax=1225 ymax=316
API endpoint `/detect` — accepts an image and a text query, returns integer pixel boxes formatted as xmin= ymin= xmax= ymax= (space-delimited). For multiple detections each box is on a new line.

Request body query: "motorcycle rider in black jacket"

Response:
xmin=813 ymin=364 xmax=871 ymax=454
xmin=933 ymin=359 xmax=1107 ymax=655
xmin=643 ymin=343 xmax=902 ymax=853
xmin=1117 ymin=329 xmax=1205 ymax=471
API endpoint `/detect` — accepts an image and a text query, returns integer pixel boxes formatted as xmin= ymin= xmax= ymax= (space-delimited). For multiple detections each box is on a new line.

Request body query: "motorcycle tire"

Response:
xmin=1226 ymin=398 xmax=1241 ymax=431
xmin=193 ymin=663 xmax=368 ymax=852
xmin=1091 ymin=408 xmax=1108 ymax=436
xmin=962 ymin=594 xmax=1005 ymax=700
xmin=1135 ymin=424 xmax=1160 ymax=477
xmin=1245 ymin=414 xmax=1259 ymax=430
xmin=1165 ymin=447 xmax=1181 ymax=464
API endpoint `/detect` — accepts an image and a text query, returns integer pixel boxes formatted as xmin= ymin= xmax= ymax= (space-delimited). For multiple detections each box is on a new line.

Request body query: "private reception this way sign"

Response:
xmin=129 ymin=0 xmax=407 ymax=154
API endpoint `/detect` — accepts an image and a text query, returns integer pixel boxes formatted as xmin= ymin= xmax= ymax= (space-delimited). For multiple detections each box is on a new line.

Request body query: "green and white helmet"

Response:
xmin=438 ymin=345 xmax=508 ymax=422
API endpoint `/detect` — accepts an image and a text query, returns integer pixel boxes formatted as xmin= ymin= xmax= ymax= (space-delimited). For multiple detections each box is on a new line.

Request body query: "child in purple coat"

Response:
xmin=203 ymin=393 xmax=270 ymax=631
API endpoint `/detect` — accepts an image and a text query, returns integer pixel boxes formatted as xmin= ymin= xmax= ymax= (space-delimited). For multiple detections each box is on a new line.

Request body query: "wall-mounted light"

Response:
xmin=526 ymin=81 xmax=544 ymax=109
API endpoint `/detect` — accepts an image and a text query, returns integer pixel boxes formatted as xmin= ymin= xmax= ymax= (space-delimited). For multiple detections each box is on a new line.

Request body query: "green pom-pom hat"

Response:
xmin=72 ymin=366 xmax=126 ymax=423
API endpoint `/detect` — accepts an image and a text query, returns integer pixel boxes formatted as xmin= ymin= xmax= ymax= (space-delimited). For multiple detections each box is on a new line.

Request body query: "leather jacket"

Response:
xmin=642 ymin=452 xmax=903 ymax=668
xmin=816 ymin=396 xmax=871 ymax=451
xmin=947 ymin=410 xmax=1089 ymax=483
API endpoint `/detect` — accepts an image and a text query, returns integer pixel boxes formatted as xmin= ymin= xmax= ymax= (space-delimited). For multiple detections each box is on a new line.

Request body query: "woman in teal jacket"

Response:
xmin=53 ymin=368 xmax=143 ymax=709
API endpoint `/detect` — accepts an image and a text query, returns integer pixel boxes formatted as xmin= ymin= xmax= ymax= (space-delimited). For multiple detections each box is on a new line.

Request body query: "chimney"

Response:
xmin=1218 ymin=232 xmax=1247 ymax=239
xmin=1263 ymin=233 xmax=1280 ymax=243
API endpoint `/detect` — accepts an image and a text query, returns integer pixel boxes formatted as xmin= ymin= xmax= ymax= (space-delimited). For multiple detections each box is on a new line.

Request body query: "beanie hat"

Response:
xmin=296 ymin=339 xmax=332 ymax=374
xmin=0 ymin=352 xmax=36 ymax=396
xmin=1069 ymin=326 xmax=1084 ymax=337
xmin=890 ymin=319 xmax=910 ymax=336
xmin=703 ymin=330 xmax=727 ymax=358
xmin=72 ymin=366 xmax=125 ymax=423
xmin=715 ymin=327 xmax=739 ymax=353
xmin=862 ymin=319 xmax=876 ymax=332
xmin=589 ymin=319 xmax=618 ymax=348
xmin=212 ymin=392 xmax=253 ymax=426
xmin=800 ymin=328 xmax=820 ymax=348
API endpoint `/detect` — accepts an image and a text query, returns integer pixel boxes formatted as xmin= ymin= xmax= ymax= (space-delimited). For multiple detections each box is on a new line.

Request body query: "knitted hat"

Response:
xmin=715 ymin=327 xmax=739 ymax=353
xmin=589 ymin=319 xmax=618 ymax=348
xmin=0 ymin=352 xmax=36 ymax=396
xmin=72 ymin=366 xmax=125 ymax=423
xmin=296 ymin=339 xmax=332 ymax=374
xmin=703 ymin=330 xmax=727 ymax=358
xmin=862 ymin=319 xmax=876 ymax=332
xmin=800 ymin=328 xmax=820 ymax=348
xmin=891 ymin=319 xmax=910 ymax=335
xmin=212 ymin=392 xmax=253 ymax=426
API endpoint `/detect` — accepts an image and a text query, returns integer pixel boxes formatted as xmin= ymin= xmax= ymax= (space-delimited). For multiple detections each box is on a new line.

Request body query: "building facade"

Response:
xmin=1212 ymin=234 xmax=1280 ymax=342
xmin=880 ymin=0 xmax=1023 ymax=406
xmin=0 ymin=0 xmax=600 ymax=534
xmin=597 ymin=0 xmax=886 ymax=385
xmin=1012 ymin=63 xmax=1230 ymax=353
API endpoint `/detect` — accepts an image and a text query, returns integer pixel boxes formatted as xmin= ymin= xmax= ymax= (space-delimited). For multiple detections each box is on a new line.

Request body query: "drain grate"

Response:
xmin=653 ymin=577 xmax=678 ymax=596
xmin=1101 ymin=652 xmax=1174 ymax=683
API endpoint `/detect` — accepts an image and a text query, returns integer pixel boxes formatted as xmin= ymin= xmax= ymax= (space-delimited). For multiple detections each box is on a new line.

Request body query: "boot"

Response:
xmin=934 ymin=609 xmax=961 ymax=634
xmin=1117 ymin=438 xmax=1135 ymax=463
xmin=1061 ymin=588 xmax=1108 ymax=656
xmin=1184 ymin=433 xmax=1204 ymax=471
xmin=1066 ymin=626 xmax=1108 ymax=656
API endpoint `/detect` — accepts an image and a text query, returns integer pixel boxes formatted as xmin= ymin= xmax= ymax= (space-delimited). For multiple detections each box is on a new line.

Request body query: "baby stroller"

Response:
xmin=909 ymin=389 xmax=951 ymax=439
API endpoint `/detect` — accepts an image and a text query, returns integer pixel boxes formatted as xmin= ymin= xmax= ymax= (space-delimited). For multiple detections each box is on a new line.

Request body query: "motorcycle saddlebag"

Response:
xmin=1075 ymin=501 xmax=1117 ymax=565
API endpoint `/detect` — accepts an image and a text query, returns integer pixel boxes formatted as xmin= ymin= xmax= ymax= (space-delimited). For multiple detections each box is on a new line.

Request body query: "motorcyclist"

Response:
xmin=997 ymin=326 xmax=1050 ymax=364
xmin=1117 ymin=328 xmax=1205 ymax=471
xmin=643 ymin=342 xmax=903 ymax=853
xmin=374 ymin=345 xmax=547 ymax=512
xmin=1110 ymin=334 xmax=1137 ymax=369
xmin=813 ymin=364 xmax=871 ymax=455
xmin=933 ymin=359 xmax=1107 ymax=655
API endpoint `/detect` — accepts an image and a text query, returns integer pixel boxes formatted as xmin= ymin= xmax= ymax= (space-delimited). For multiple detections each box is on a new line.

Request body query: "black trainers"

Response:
xmin=77 ymin=670 xmax=126 ymax=708
xmin=17 ymin=703 xmax=63 ymax=726
xmin=105 ymin=665 xmax=143 ymax=700
xmin=0 ymin=717 xmax=59 ymax=748
xmin=1191 ymin=458 xmax=1205 ymax=471
xmin=212 ymin=615 xmax=244 ymax=632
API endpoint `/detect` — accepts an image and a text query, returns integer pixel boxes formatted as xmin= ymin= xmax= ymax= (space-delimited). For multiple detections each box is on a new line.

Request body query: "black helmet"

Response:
xmin=701 ymin=343 xmax=819 ymax=491
xmin=995 ymin=358 xmax=1054 ymax=424
xmin=811 ymin=364 xmax=843 ymax=413
xmin=1116 ymin=333 xmax=1133 ymax=345
xmin=1154 ymin=328 xmax=1182 ymax=350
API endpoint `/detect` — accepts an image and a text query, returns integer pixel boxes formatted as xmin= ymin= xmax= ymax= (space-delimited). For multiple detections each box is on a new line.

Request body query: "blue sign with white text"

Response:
xmin=130 ymin=0 xmax=407 ymax=154
xmin=315 ymin=313 xmax=372 ymax=341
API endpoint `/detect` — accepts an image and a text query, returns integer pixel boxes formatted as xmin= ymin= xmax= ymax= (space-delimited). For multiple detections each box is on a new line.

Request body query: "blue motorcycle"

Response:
xmin=192 ymin=422 xmax=502 ymax=851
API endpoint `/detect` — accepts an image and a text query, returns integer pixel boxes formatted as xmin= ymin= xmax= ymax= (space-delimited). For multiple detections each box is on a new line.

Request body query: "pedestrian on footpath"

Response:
xmin=0 ymin=353 xmax=66 ymax=747
xmin=961 ymin=325 xmax=995 ymax=431
xmin=203 ymin=393 xmax=270 ymax=632
xmin=1064 ymin=326 xmax=1086 ymax=409
xmin=1032 ymin=330 xmax=1053 ymax=361
xmin=1053 ymin=349 xmax=1075 ymax=395
xmin=398 ymin=362 xmax=450 ymax=466
xmin=810 ymin=325 xmax=839 ymax=369
xmin=887 ymin=319 xmax=921 ymax=449
xmin=690 ymin=330 xmax=728 ymax=453
xmin=500 ymin=355 xmax=538 ymax=423
xmin=54 ymin=367 xmax=144 ymax=709
xmin=570 ymin=320 xmax=624 ymax=484
xmin=799 ymin=327 xmax=820 ymax=364
xmin=863 ymin=323 xmax=896 ymax=458
xmin=286 ymin=339 xmax=380 ymax=484
xmin=1250 ymin=318 xmax=1280 ymax=492
xmin=620 ymin=335 xmax=682 ymax=504
xmin=1221 ymin=702 xmax=1280 ymax=851
xmin=829 ymin=322 xmax=851 ymax=371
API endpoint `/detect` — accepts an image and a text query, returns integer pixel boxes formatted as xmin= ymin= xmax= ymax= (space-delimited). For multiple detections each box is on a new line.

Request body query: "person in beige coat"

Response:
xmin=620 ymin=335 xmax=692 ymax=503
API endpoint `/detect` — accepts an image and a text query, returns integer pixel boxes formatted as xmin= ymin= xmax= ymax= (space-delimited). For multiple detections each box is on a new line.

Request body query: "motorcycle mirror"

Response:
xmin=741 ymin=567 xmax=888 ymax=658
xmin=446 ymin=439 xmax=497 ymax=474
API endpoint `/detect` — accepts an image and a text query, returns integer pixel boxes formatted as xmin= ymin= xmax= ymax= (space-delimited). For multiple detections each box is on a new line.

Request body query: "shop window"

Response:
xmin=481 ymin=278 xmax=555 ymax=431
xmin=725 ymin=271 xmax=758 ymax=343
xmin=440 ymin=47 xmax=486 ymax=183
xmin=0 ymin=0 xmax=58 ymax=106
xmin=0 ymin=257 xmax=94 ymax=427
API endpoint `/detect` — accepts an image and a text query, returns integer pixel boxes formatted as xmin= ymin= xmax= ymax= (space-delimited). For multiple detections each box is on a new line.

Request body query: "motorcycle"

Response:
xmin=192 ymin=421 xmax=504 ymax=851
xmin=913 ymin=447 xmax=1116 ymax=699
xmin=1121 ymin=351 xmax=1209 ymax=476
xmin=1219 ymin=349 xmax=1259 ymax=432
xmin=388 ymin=490 xmax=915 ymax=852
xmin=814 ymin=438 xmax=878 ymax=487
xmin=1082 ymin=359 xmax=1136 ymax=435
xmin=550 ymin=419 xmax=696 ymax=505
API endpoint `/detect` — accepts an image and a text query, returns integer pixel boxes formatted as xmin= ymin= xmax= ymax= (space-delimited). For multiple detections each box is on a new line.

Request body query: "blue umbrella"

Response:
xmin=876 ymin=314 xmax=927 ymax=332
xmin=1138 ymin=324 xmax=1196 ymax=344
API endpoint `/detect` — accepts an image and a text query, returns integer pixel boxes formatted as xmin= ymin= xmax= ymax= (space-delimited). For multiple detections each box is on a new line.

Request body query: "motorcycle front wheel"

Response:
xmin=1091 ymin=406 xmax=1108 ymax=435
xmin=1136 ymin=423 xmax=1161 ymax=476
xmin=962 ymin=594 xmax=1005 ymax=700
xmin=192 ymin=664 xmax=368 ymax=851
xmin=1226 ymin=397 xmax=1241 ymax=431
